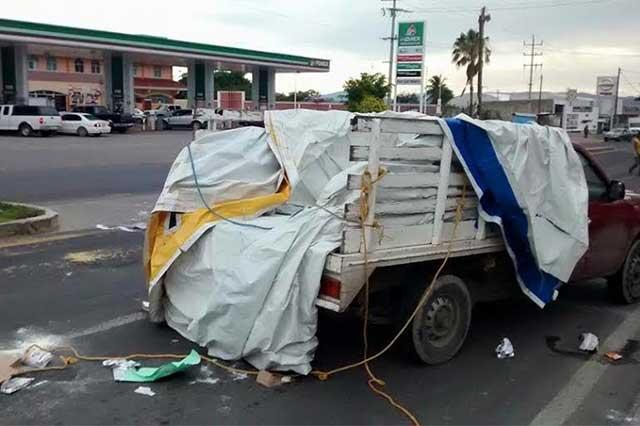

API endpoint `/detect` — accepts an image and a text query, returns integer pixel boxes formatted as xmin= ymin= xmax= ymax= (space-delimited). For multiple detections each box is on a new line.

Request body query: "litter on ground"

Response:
xmin=21 ymin=346 xmax=53 ymax=369
xmin=1 ymin=377 xmax=34 ymax=395
xmin=496 ymin=338 xmax=515 ymax=359
xmin=578 ymin=332 xmax=599 ymax=353
xmin=133 ymin=386 xmax=155 ymax=396
xmin=114 ymin=350 xmax=200 ymax=382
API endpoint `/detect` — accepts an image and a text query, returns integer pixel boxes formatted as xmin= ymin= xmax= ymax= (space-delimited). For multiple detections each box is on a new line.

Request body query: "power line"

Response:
xmin=410 ymin=0 xmax=617 ymax=14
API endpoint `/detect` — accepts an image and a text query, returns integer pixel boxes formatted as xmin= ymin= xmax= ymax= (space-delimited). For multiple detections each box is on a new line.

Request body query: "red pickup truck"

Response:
xmin=571 ymin=143 xmax=640 ymax=304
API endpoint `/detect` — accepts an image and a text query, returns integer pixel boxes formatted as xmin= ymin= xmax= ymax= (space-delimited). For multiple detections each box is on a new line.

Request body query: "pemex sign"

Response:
xmin=396 ymin=21 xmax=425 ymax=85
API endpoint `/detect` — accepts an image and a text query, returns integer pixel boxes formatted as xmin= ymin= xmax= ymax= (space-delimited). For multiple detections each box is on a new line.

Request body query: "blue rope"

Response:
xmin=186 ymin=142 xmax=274 ymax=231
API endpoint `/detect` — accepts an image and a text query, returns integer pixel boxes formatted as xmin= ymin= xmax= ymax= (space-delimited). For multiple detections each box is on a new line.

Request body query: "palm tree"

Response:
xmin=451 ymin=29 xmax=491 ymax=115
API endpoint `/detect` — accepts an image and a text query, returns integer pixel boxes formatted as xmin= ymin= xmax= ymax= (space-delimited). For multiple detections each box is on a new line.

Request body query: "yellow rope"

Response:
xmin=10 ymin=344 xmax=259 ymax=379
xmin=311 ymin=176 xmax=468 ymax=426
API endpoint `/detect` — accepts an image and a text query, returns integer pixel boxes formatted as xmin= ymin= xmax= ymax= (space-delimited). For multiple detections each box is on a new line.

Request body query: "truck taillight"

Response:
xmin=39 ymin=117 xmax=44 ymax=124
xmin=319 ymin=276 xmax=341 ymax=300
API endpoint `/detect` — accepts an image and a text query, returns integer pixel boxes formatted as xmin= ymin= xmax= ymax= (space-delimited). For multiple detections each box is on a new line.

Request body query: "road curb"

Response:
xmin=0 ymin=202 xmax=59 ymax=238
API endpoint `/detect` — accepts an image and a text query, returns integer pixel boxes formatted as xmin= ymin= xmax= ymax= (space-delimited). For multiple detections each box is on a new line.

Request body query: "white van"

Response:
xmin=0 ymin=105 xmax=62 ymax=136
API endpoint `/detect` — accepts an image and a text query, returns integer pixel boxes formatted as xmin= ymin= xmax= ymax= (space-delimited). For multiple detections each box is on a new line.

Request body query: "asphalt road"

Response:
xmin=1 ymin=232 xmax=640 ymax=425
xmin=2 ymin=129 xmax=640 ymax=424
xmin=0 ymin=130 xmax=190 ymax=202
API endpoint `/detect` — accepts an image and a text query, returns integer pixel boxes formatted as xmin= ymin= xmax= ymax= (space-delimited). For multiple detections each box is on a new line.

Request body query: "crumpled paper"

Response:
xmin=578 ymin=332 xmax=599 ymax=353
xmin=22 ymin=347 xmax=53 ymax=369
xmin=102 ymin=359 xmax=141 ymax=381
xmin=496 ymin=338 xmax=515 ymax=359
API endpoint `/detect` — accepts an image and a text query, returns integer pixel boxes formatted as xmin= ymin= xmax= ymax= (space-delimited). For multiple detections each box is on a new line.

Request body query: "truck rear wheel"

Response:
xmin=409 ymin=274 xmax=472 ymax=364
xmin=609 ymin=240 xmax=640 ymax=304
xmin=19 ymin=123 xmax=32 ymax=137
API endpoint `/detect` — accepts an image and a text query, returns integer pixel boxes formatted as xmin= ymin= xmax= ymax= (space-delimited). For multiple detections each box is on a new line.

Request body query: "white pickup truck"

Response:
xmin=314 ymin=114 xmax=640 ymax=365
xmin=0 ymin=104 xmax=62 ymax=136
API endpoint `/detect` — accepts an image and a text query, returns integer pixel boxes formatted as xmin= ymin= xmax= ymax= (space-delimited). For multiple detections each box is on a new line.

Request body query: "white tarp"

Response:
xmin=158 ymin=110 xmax=355 ymax=374
xmin=153 ymin=126 xmax=282 ymax=213
xmin=457 ymin=115 xmax=589 ymax=283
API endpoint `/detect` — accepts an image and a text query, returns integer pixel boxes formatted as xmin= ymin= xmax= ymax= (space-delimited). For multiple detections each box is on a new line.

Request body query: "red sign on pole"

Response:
xmin=397 ymin=54 xmax=423 ymax=62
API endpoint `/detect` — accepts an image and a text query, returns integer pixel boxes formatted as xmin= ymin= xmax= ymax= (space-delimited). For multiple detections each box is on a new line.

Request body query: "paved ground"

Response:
xmin=2 ymin=130 xmax=640 ymax=424
xmin=0 ymin=130 xmax=190 ymax=203
xmin=1 ymin=232 xmax=640 ymax=425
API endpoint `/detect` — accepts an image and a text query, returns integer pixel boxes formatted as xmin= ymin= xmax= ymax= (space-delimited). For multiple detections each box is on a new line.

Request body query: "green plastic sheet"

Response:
xmin=118 ymin=350 xmax=201 ymax=383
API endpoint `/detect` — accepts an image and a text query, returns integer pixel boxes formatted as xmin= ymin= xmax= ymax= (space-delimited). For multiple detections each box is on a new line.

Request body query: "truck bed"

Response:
xmin=315 ymin=114 xmax=503 ymax=312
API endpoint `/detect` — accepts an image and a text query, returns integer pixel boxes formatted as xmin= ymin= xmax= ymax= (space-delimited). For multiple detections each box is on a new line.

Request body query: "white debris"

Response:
xmin=134 ymin=386 xmax=155 ymax=396
xmin=141 ymin=301 xmax=150 ymax=312
xmin=1 ymin=377 xmax=35 ymax=394
xmin=231 ymin=372 xmax=248 ymax=381
xmin=102 ymin=359 xmax=141 ymax=381
xmin=496 ymin=338 xmax=515 ymax=359
xmin=22 ymin=346 xmax=53 ymax=368
xmin=578 ymin=332 xmax=599 ymax=353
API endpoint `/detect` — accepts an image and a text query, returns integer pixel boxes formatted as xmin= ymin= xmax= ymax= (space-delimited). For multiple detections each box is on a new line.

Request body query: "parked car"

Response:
xmin=161 ymin=109 xmax=209 ymax=130
xmin=132 ymin=108 xmax=146 ymax=124
xmin=604 ymin=128 xmax=634 ymax=142
xmin=60 ymin=113 xmax=111 ymax=136
xmin=70 ymin=105 xmax=134 ymax=133
xmin=0 ymin=104 xmax=61 ymax=136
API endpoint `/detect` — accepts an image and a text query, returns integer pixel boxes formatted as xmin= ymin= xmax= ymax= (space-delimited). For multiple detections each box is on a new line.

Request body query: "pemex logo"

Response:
xmin=406 ymin=24 xmax=417 ymax=36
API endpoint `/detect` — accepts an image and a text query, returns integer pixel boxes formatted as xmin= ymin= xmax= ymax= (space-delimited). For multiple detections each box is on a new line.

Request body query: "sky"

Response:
xmin=4 ymin=0 xmax=640 ymax=97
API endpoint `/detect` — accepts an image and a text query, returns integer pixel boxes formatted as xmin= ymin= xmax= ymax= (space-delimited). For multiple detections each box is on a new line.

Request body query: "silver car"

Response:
xmin=161 ymin=109 xmax=207 ymax=130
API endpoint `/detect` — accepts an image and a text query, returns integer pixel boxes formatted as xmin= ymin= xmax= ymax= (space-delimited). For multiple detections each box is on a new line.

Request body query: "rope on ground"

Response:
xmin=11 ymin=344 xmax=259 ymax=378
xmin=311 ymin=175 xmax=468 ymax=426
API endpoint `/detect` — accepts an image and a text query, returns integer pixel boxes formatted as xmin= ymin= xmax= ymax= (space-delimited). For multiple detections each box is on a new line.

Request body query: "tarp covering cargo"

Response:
xmin=145 ymin=110 xmax=358 ymax=374
xmin=144 ymin=110 xmax=588 ymax=373
xmin=443 ymin=115 xmax=588 ymax=306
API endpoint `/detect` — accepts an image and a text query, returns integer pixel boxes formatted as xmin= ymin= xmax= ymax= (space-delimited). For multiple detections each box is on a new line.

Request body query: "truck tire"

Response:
xmin=191 ymin=121 xmax=202 ymax=130
xmin=19 ymin=123 xmax=32 ymax=137
xmin=608 ymin=240 xmax=640 ymax=304
xmin=409 ymin=274 xmax=472 ymax=364
xmin=77 ymin=127 xmax=88 ymax=137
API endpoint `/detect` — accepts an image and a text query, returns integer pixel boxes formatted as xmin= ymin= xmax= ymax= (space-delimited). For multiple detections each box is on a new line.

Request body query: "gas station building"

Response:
xmin=0 ymin=18 xmax=330 ymax=112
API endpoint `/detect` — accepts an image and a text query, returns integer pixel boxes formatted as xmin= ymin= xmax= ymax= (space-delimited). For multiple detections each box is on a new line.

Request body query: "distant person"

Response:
xmin=583 ymin=125 xmax=589 ymax=139
xmin=629 ymin=132 xmax=640 ymax=176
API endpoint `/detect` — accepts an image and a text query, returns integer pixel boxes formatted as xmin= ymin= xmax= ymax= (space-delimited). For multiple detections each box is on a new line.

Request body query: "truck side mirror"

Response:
xmin=608 ymin=180 xmax=626 ymax=201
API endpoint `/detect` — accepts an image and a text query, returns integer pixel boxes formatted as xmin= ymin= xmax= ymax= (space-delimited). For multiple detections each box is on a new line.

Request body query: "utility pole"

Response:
xmin=611 ymin=67 xmax=621 ymax=130
xmin=538 ymin=73 xmax=543 ymax=114
xmin=477 ymin=6 xmax=491 ymax=117
xmin=381 ymin=0 xmax=411 ymax=108
xmin=523 ymin=35 xmax=543 ymax=112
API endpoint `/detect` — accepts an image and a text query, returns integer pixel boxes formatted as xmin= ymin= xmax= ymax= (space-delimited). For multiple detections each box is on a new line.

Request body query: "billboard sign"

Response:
xmin=396 ymin=21 xmax=425 ymax=86
xmin=596 ymin=76 xmax=617 ymax=97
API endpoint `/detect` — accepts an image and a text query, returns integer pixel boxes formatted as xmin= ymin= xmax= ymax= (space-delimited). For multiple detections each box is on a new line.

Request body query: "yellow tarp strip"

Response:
xmin=145 ymin=183 xmax=290 ymax=286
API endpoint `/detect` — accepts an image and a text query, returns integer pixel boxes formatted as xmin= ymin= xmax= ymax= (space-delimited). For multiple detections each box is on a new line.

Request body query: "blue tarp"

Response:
xmin=445 ymin=118 xmax=561 ymax=306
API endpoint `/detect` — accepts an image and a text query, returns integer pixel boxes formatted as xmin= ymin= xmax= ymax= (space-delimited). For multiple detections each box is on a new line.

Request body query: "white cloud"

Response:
xmin=3 ymin=0 xmax=640 ymax=96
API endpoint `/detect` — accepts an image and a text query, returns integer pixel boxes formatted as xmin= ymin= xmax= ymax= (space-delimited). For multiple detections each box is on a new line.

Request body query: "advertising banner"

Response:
xmin=396 ymin=21 xmax=425 ymax=86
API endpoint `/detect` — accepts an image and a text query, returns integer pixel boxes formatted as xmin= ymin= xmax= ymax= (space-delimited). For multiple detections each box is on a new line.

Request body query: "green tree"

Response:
xmin=354 ymin=95 xmax=387 ymax=113
xmin=343 ymin=72 xmax=390 ymax=112
xmin=451 ymin=29 xmax=491 ymax=115
xmin=426 ymin=75 xmax=454 ymax=106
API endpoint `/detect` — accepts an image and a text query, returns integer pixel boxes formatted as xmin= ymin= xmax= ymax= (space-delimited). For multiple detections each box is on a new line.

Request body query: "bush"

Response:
xmin=354 ymin=95 xmax=387 ymax=113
